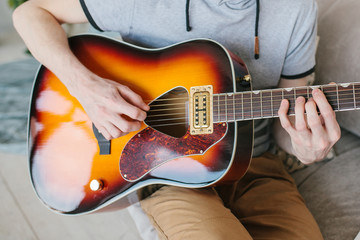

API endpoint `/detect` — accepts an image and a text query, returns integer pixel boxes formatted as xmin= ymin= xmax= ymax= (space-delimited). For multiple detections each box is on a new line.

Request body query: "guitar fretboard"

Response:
xmin=213 ymin=82 xmax=360 ymax=123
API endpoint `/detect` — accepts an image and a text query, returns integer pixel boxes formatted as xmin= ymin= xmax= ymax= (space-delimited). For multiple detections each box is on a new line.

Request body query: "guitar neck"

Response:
xmin=213 ymin=82 xmax=360 ymax=122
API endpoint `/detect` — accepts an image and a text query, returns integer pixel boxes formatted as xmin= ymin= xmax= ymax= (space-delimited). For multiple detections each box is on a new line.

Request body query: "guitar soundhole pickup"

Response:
xmin=190 ymin=85 xmax=213 ymax=135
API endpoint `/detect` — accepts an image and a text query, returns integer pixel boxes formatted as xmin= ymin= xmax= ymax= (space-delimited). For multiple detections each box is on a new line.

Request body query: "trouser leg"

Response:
xmin=140 ymin=152 xmax=323 ymax=240
xmin=216 ymin=152 xmax=323 ymax=240
xmin=140 ymin=186 xmax=252 ymax=240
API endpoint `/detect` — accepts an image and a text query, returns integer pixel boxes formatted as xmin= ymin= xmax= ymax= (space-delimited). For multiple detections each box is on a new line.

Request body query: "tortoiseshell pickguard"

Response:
xmin=120 ymin=123 xmax=227 ymax=181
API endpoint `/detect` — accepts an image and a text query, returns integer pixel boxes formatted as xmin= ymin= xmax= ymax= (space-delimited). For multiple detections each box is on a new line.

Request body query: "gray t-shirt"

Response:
xmin=80 ymin=0 xmax=318 ymax=156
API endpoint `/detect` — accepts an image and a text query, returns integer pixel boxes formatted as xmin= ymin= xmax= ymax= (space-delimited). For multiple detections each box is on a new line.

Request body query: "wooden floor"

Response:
xmin=0 ymin=152 xmax=142 ymax=240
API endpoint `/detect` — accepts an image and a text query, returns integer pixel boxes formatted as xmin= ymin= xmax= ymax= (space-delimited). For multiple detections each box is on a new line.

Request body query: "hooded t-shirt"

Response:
xmin=79 ymin=0 xmax=318 ymax=156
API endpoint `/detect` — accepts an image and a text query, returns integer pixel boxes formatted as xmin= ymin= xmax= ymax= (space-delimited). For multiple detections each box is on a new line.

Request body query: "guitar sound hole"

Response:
xmin=145 ymin=87 xmax=189 ymax=138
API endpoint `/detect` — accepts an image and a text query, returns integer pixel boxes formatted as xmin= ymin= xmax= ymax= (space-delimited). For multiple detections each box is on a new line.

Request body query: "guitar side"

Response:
xmin=28 ymin=34 xmax=252 ymax=215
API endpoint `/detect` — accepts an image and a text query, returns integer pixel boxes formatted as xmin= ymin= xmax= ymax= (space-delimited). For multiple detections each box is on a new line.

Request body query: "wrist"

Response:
xmin=54 ymin=59 xmax=95 ymax=96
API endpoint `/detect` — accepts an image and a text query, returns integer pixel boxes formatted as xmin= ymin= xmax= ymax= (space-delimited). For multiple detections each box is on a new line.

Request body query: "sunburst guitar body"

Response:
xmin=28 ymin=34 xmax=253 ymax=215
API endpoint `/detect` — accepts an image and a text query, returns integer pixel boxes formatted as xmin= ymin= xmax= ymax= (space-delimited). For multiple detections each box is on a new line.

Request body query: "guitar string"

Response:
xmin=146 ymin=99 xmax=360 ymax=122
xmin=144 ymin=91 xmax=360 ymax=106
xmin=146 ymin=104 xmax=360 ymax=125
xmin=146 ymin=104 xmax=360 ymax=128
xmin=142 ymin=85 xmax=360 ymax=104
xmin=145 ymin=95 xmax=360 ymax=118
xmin=147 ymin=94 xmax=359 ymax=110
xmin=146 ymin=103 xmax=360 ymax=127
xmin=143 ymin=90 xmax=360 ymax=110
xmin=139 ymin=86 xmax=360 ymax=125
xmin=146 ymin=95 xmax=360 ymax=116
xmin=145 ymin=98 xmax=360 ymax=125
xmin=146 ymin=92 xmax=359 ymax=111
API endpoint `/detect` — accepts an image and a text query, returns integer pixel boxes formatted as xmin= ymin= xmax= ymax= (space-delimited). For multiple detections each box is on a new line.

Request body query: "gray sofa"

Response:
xmin=290 ymin=0 xmax=360 ymax=239
xmin=0 ymin=0 xmax=359 ymax=239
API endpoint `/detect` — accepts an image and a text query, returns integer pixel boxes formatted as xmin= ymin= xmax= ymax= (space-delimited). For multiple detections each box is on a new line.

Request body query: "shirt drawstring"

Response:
xmin=186 ymin=0 xmax=260 ymax=59
xmin=254 ymin=0 xmax=260 ymax=59
xmin=186 ymin=0 xmax=192 ymax=31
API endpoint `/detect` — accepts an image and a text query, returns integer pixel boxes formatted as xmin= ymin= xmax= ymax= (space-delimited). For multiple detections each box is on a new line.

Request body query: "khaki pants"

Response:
xmin=140 ymin=153 xmax=323 ymax=240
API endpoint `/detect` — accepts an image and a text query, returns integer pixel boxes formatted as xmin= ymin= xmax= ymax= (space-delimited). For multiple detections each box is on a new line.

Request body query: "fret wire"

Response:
xmin=289 ymin=89 xmax=294 ymax=115
xmin=307 ymin=86 xmax=309 ymax=100
xmin=336 ymin=84 xmax=340 ymax=110
xmin=220 ymin=93 xmax=227 ymax=122
xmin=222 ymin=95 xmax=225 ymax=121
xmin=353 ymin=83 xmax=357 ymax=109
xmin=214 ymin=95 xmax=218 ymax=122
xmin=281 ymin=88 xmax=284 ymax=117
xmin=225 ymin=94 xmax=228 ymax=122
xmin=252 ymin=92 xmax=261 ymax=118
xmin=245 ymin=95 xmax=251 ymax=117
xmin=328 ymin=85 xmax=337 ymax=111
xmin=212 ymin=95 xmax=215 ymax=122
xmin=217 ymin=95 xmax=220 ymax=122
xmin=357 ymin=83 xmax=360 ymax=109
xmin=260 ymin=91 xmax=263 ymax=118
xmin=338 ymin=85 xmax=350 ymax=110
xmin=232 ymin=93 xmax=235 ymax=122
xmin=227 ymin=93 xmax=232 ymax=122
xmin=233 ymin=94 xmax=236 ymax=121
xmin=241 ymin=92 xmax=244 ymax=120
xmin=271 ymin=90 xmax=274 ymax=117
xmin=251 ymin=92 xmax=253 ymax=119
xmin=274 ymin=90 xmax=281 ymax=117
xmin=218 ymin=94 xmax=220 ymax=122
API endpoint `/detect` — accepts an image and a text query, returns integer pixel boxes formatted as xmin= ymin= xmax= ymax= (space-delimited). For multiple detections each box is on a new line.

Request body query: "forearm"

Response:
xmin=13 ymin=1 xmax=149 ymax=140
xmin=12 ymin=1 xmax=91 ymax=92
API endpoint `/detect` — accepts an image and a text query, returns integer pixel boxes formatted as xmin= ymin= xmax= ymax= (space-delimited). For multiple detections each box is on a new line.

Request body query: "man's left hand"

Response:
xmin=278 ymin=88 xmax=341 ymax=164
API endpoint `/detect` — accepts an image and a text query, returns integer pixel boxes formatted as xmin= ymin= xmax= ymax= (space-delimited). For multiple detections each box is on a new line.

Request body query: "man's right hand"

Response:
xmin=68 ymin=73 xmax=150 ymax=140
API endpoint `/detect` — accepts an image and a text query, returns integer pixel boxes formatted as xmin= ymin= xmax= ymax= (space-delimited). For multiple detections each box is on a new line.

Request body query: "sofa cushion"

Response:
xmin=315 ymin=0 xmax=360 ymax=137
xmin=297 ymin=146 xmax=360 ymax=240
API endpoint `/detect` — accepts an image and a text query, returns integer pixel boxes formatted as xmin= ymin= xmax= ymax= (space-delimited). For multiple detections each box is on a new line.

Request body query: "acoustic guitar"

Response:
xmin=28 ymin=34 xmax=360 ymax=215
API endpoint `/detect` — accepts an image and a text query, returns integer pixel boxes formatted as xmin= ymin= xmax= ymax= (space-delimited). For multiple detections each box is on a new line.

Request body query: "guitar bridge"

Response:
xmin=189 ymin=85 xmax=213 ymax=135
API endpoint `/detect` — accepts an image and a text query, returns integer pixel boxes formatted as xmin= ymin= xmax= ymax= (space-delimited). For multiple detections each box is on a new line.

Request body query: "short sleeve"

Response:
xmin=281 ymin=0 xmax=318 ymax=79
xmin=79 ymin=0 xmax=134 ymax=35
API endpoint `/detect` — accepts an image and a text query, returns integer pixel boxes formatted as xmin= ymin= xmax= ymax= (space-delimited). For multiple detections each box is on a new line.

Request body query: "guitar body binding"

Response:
xmin=28 ymin=34 xmax=253 ymax=215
